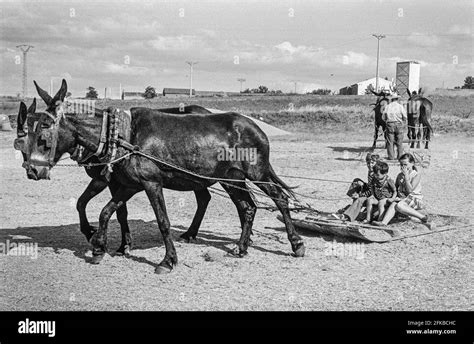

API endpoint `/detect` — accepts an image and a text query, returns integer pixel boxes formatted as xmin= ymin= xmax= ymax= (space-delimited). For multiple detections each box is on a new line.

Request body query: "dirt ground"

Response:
xmin=0 ymin=130 xmax=472 ymax=311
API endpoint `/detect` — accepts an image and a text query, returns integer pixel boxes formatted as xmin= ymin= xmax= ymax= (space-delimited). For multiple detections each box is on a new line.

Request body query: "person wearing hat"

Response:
xmin=382 ymin=93 xmax=407 ymax=160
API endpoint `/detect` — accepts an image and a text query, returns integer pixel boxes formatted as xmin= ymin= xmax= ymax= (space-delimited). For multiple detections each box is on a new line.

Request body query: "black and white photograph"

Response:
xmin=0 ymin=0 xmax=472 ymax=340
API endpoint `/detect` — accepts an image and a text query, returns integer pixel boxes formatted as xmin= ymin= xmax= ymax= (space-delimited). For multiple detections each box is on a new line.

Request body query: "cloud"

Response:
xmin=104 ymin=63 xmax=150 ymax=76
xmin=447 ymin=25 xmax=471 ymax=35
xmin=148 ymin=35 xmax=202 ymax=51
xmin=339 ymin=51 xmax=372 ymax=67
xmin=407 ymin=33 xmax=440 ymax=47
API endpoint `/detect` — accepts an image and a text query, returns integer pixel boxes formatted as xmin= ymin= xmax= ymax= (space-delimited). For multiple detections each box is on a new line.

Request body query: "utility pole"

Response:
xmin=237 ymin=78 xmax=246 ymax=93
xmin=16 ymin=44 xmax=33 ymax=98
xmin=372 ymin=34 xmax=385 ymax=92
xmin=290 ymin=80 xmax=298 ymax=94
xmin=186 ymin=61 xmax=198 ymax=97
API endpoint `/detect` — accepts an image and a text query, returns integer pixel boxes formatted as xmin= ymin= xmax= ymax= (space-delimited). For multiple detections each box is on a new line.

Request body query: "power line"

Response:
xmin=237 ymin=78 xmax=246 ymax=92
xmin=185 ymin=61 xmax=198 ymax=97
xmin=372 ymin=34 xmax=385 ymax=92
xmin=16 ymin=44 xmax=33 ymax=98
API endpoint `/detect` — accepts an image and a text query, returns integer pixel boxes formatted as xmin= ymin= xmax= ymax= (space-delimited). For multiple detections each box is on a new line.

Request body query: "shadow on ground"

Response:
xmin=0 ymin=220 xmax=291 ymax=268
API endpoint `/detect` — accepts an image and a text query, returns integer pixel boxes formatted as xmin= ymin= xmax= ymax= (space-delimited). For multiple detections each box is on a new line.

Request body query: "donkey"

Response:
xmin=14 ymin=99 xmax=40 ymax=180
xmin=25 ymin=79 xmax=305 ymax=274
xmin=370 ymin=90 xmax=390 ymax=149
xmin=406 ymin=88 xmax=433 ymax=149
xmin=14 ymin=84 xmax=225 ymax=255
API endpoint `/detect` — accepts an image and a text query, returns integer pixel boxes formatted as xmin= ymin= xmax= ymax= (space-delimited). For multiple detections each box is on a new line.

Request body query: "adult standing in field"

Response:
xmin=382 ymin=93 xmax=407 ymax=160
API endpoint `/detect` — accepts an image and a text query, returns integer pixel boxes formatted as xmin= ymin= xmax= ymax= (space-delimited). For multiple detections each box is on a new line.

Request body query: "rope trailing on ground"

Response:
xmin=387 ymin=224 xmax=472 ymax=242
xmin=279 ymin=174 xmax=352 ymax=184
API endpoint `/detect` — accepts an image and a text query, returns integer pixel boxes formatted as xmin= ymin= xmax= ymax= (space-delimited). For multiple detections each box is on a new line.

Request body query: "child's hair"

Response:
xmin=373 ymin=161 xmax=389 ymax=175
xmin=366 ymin=152 xmax=380 ymax=162
xmin=399 ymin=153 xmax=418 ymax=171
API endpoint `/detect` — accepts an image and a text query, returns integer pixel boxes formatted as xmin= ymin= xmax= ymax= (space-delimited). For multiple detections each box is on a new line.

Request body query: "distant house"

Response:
xmin=122 ymin=91 xmax=144 ymax=100
xmin=339 ymin=77 xmax=393 ymax=95
xmin=163 ymin=88 xmax=195 ymax=97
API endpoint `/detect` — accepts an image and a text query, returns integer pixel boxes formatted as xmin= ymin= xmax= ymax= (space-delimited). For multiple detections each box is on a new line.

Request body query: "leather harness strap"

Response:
xmin=94 ymin=111 xmax=109 ymax=157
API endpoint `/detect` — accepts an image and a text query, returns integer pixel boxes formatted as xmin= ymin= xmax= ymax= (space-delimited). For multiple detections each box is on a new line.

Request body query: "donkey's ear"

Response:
xmin=34 ymin=80 xmax=53 ymax=106
xmin=27 ymin=98 xmax=36 ymax=113
xmin=418 ymin=87 xmax=422 ymax=95
xmin=370 ymin=90 xmax=379 ymax=96
xmin=406 ymin=88 xmax=411 ymax=97
xmin=52 ymin=79 xmax=68 ymax=103
xmin=17 ymin=102 xmax=28 ymax=132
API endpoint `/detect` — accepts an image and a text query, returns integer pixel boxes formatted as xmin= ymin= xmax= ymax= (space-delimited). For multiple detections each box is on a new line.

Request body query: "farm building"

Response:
xmin=163 ymin=88 xmax=195 ymax=97
xmin=121 ymin=91 xmax=144 ymax=100
xmin=195 ymin=90 xmax=227 ymax=97
xmin=339 ymin=77 xmax=393 ymax=95
xmin=395 ymin=61 xmax=420 ymax=94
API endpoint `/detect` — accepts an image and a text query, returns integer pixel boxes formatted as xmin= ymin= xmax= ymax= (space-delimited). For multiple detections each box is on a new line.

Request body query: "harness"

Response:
xmin=69 ymin=107 xmax=133 ymax=181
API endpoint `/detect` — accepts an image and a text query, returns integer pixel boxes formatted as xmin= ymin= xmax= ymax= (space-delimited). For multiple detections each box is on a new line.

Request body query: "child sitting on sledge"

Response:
xmin=333 ymin=152 xmax=379 ymax=221
xmin=372 ymin=153 xmax=433 ymax=229
xmin=363 ymin=161 xmax=397 ymax=224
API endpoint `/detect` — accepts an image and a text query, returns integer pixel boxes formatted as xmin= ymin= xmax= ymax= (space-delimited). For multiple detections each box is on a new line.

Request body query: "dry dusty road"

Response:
xmin=0 ymin=130 xmax=472 ymax=311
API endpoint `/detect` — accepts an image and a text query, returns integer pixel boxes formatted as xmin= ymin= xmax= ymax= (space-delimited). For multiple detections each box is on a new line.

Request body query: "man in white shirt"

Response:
xmin=382 ymin=94 xmax=407 ymax=160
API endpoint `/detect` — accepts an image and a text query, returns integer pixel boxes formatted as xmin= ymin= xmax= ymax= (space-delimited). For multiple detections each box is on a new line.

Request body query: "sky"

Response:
xmin=0 ymin=0 xmax=472 ymax=97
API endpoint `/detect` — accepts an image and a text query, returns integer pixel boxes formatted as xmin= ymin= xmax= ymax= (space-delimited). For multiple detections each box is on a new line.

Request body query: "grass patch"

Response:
xmin=3 ymin=94 xmax=473 ymax=135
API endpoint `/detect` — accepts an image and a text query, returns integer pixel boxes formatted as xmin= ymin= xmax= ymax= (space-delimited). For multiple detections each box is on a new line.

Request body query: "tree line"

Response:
xmin=82 ymin=76 xmax=474 ymax=99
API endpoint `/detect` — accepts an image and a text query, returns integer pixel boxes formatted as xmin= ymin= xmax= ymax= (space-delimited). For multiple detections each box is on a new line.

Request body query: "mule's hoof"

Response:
xmin=179 ymin=233 xmax=197 ymax=243
xmin=155 ymin=265 xmax=173 ymax=274
xmin=115 ymin=245 xmax=131 ymax=256
xmin=90 ymin=254 xmax=105 ymax=265
xmin=230 ymin=246 xmax=247 ymax=258
xmin=292 ymin=243 xmax=306 ymax=258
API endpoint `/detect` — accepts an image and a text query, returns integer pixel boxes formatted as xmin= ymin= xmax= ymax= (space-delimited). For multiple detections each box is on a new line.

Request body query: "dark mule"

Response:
xmin=14 ymin=99 xmax=40 ymax=180
xmin=27 ymin=80 xmax=305 ymax=273
xmin=406 ymin=88 xmax=433 ymax=149
xmin=15 ymin=82 xmax=220 ymax=255
xmin=370 ymin=90 xmax=390 ymax=149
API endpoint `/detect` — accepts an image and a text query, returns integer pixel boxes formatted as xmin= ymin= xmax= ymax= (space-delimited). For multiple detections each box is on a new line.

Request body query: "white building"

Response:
xmin=339 ymin=77 xmax=393 ymax=95
xmin=395 ymin=61 xmax=420 ymax=94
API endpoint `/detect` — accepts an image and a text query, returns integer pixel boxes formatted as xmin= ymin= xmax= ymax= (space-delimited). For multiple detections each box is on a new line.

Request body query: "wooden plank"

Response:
xmin=277 ymin=215 xmax=393 ymax=243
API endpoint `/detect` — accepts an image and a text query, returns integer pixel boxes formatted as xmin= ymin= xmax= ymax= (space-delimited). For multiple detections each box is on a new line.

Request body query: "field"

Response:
xmin=0 ymin=94 xmax=473 ymax=311
xmin=2 ymin=92 xmax=474 ymax=135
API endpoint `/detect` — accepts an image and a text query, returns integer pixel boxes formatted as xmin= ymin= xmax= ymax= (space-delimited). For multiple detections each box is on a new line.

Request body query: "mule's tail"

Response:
xmin=267 ymin=164 xmax=297 ymax=200
xmin=420 ymin=106 xmax=434 ymax=141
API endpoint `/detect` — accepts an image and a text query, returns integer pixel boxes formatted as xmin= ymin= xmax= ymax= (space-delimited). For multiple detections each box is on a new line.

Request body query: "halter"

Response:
xmin=28 ymin=105 xmax=65 ymax=168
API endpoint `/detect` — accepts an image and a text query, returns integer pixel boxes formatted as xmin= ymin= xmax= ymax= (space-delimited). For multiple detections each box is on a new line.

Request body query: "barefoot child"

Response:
xmin=373 ymin=153 xmax=433 ymax=229
xmin=364 ymin=161 xmax=396 ymax=223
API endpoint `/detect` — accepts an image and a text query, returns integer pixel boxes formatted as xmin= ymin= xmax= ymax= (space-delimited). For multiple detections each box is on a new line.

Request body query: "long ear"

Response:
xmin=52 ymin=79 xmax=68 ymax=103
xmin=370 ymin=90 xmax=380 ymax=96
xmin=34 ymin=80 xmax=53 ymax=105
xmin=17 ymin=102 xmax=28 ymax=134
xmin=418 ymin=87 xmax=422 ymax=95
xmin=406 ymin=88 xmax=411 ymax=97
xmin=27 ymin=98 xmax=36 ymax=114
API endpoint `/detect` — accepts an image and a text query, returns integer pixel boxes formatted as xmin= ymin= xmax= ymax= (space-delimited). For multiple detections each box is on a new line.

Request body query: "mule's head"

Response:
xmin=407 ymin=87 xmax=425 ymax=101
xmin=27 ymin=79 xmax=76 ymax=180
xmin=370 ymin=90 xmax=390 ymax=112
xmin=13 ymin=99 xmax=42 ymax=179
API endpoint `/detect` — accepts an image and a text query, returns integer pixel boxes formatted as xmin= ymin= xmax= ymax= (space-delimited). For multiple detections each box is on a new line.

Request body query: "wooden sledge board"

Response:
xmin=277 ymin=214 xmax=394 ymax=243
